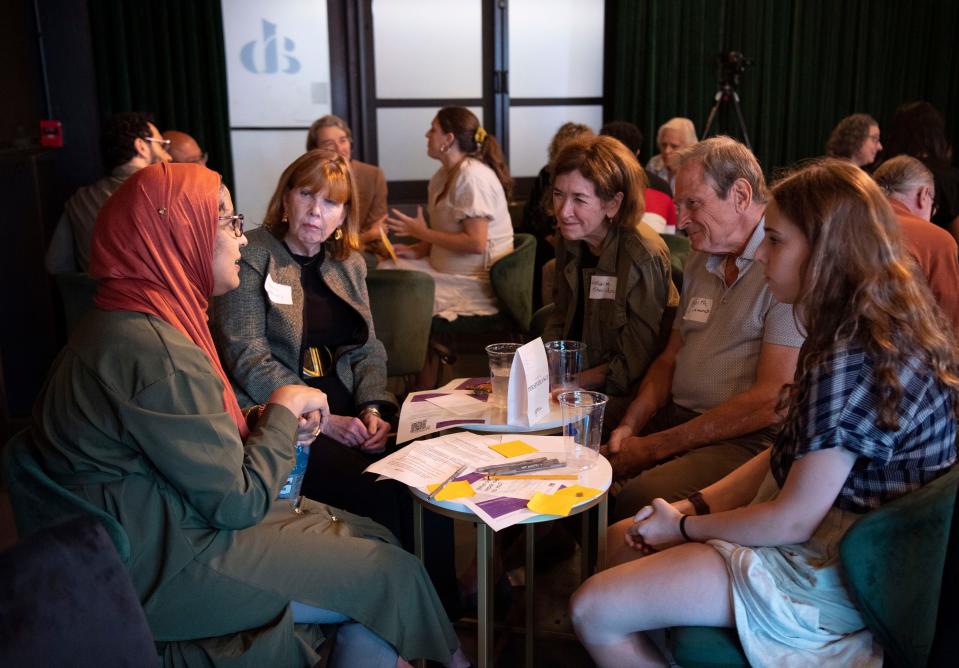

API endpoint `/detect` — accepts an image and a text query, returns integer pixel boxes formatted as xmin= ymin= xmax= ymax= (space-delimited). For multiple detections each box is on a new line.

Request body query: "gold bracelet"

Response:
xmin=358 ymin=406 xmax=382 ymax=421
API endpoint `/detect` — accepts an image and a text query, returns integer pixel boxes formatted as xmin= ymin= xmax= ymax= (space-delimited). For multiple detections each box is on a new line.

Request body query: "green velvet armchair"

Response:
xmin=431 ymin=232 xmax=536 ymax=337
xmin=2 ymin=429 xmax=131 ymax=563
xmin=366 ymin=268 xmax=436 ymax=378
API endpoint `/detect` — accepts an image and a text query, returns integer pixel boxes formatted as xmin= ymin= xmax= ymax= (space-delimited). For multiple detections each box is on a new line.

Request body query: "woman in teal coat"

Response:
xmin=28 ymin=162 xmax=465 ymax=667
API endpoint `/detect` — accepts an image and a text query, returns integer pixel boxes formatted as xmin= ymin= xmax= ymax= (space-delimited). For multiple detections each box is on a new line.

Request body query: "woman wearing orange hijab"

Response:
xmin=27 ymin=163 xmax=464 ymax=667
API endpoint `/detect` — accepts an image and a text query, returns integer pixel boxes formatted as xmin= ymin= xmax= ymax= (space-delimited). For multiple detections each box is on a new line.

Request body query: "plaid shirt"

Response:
xmin=771 ymin=346 xmax=956 ymax=513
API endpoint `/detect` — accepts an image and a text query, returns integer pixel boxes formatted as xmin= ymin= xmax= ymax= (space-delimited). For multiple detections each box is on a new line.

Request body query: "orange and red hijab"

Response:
xmin=89 ymin=162 xmax=249 ymax=438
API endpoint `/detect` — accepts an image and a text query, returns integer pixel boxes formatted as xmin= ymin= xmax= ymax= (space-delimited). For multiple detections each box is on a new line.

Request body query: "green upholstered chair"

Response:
xmin=366 ymin=268 xmax=436 ymax=377
xmin=839 ymin=465 xmax=959 ymax=667
xmin=529 ymin=303 xmax=555 ymax=341
xmin=661 ymin=232 xmax=691 ymax=293
xmin=508 ymin=200 xmax=526 ymax=231
xmin=670 ymin=466 xmax=959 ymax=668
xmin=431 ymin=232 xmax=536 ymax=337
xmin=668 ymin=627 xmax=747 ymax=667
xmin=2 ymin=429 xmax=131 ymax=564
xmin=53 ymin=272 xmax=98 ymax=334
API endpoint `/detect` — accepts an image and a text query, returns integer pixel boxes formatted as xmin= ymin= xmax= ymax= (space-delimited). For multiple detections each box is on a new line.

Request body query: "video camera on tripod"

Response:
xmin=703 ymin=51 xmax=754 ymax=148
xmin=718 ymin=51 xmax=753 ymax=90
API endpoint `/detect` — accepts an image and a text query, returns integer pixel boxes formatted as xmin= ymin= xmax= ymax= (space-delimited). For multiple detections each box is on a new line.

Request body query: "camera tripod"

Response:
xmin=702 ymin=83 xmax=752 ymax=149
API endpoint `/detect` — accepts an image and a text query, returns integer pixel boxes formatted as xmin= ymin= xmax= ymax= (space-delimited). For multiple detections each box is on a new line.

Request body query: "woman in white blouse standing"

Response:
xmin=384 ymin=107 xmax=513 ymax=321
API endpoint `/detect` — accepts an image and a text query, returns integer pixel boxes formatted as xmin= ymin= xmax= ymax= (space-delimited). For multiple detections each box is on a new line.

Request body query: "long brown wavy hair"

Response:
xmin=434 ymin=107 xmax=512 ymax=202
xmin=261 ymin=149 xmax=360 ymax=261
xmin=773 ymin=159 xmax=959 ymax=434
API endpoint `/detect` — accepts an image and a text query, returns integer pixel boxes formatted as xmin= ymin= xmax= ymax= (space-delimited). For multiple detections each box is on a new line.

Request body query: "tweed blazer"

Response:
xmin=210 ymin=227 xmax=395 ymax=410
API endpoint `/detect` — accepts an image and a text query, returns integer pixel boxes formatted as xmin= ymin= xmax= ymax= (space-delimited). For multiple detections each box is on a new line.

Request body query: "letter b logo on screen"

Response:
xmin=240 ymin=19 xmax=300 ymax=74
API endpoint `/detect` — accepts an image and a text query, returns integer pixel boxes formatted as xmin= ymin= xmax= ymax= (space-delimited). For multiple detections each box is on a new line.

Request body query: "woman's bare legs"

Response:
xmin=570 ymin=541 xmax=735 ymax=668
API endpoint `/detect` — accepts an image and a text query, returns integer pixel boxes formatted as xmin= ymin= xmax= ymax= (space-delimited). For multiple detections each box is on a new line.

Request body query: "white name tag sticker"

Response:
xmin=683 ymin=297 xmax=713 ymax=323
xmin=264 ymin=274 xmax=294 ymax=305
xmin=589 ymin=275 xmax=617 ymax=300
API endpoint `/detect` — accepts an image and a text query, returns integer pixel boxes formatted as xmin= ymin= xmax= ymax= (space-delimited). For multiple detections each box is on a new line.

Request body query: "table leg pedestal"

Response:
xmin=596 ymin=494 xmax=608 ymax=572
xmin=477 ymin=522 xmax=494 ymax=668
xmin=412 ymin=504 xmax=426 ymax=668
xmin=525 ymin=523 xmax=535 ymax=667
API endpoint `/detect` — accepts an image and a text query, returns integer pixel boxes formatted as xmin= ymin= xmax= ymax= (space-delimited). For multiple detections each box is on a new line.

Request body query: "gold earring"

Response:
xmin=281 ymin=210 xmax=288 ymax=223
xmin=333 ymin=227 xmax=343 ymax=241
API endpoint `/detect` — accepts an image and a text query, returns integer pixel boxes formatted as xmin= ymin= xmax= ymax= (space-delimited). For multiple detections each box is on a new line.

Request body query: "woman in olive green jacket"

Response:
xmin=28 ymin=162 xmax=463 ymax=667
xmin=544 ymin=135 xmax=679 ymax=425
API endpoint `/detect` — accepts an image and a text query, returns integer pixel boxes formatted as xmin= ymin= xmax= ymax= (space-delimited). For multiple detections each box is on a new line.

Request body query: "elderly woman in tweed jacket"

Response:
xmin=211 ymin=149 xmax=400 ymax=527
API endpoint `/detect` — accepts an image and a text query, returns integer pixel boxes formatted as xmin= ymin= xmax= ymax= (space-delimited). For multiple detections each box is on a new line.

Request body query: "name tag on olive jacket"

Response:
xmin=589 ymin=275 xmax=617 ymax=299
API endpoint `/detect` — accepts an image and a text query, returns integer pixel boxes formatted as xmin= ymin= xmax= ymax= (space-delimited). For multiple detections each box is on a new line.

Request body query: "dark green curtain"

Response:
xmin=609 ymin=0 xmax=959 ymax=175
xmin=87 ymin=0 xmax=234 ymax=190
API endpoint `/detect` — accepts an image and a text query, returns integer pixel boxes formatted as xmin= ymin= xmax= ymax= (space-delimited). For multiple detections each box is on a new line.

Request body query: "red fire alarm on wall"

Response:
xmin=40 ymin=120 xmax=63 ymax=148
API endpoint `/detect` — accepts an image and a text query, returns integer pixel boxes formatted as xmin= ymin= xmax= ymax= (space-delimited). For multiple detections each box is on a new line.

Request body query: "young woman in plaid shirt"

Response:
xmin=573 ymin=159 xmax=959 ymax=667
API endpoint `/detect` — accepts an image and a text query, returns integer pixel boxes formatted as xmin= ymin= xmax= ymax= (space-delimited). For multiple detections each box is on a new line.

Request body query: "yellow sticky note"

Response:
xmin=554 ymin=485 xmax=603 ymax=502
xmin=489 ymin=440 xmax=538 ymax=458
xmin=426 ymin=480 xmax=475 ymax=501
xmin=527 ymin=492 xmax=576 ymax=517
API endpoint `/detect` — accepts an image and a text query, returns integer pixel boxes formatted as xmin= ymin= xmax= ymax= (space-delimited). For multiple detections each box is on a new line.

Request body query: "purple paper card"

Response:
xmin=436 ymin=418 xmax=486 ymax=429
xmin=458 ymin=472 xmax=486 ymax=484
xmin=475 ymin=496 xmax=529 ymax=518
xmin=411 ymin=392 xmax=450 ymax=403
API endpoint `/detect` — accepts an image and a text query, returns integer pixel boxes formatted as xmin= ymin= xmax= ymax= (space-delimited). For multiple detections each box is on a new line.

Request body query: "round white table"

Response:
xmin=410 ymin=453 xmax=612 ymax=668
xmin=461 ymin=399 xmax=566 ymax=434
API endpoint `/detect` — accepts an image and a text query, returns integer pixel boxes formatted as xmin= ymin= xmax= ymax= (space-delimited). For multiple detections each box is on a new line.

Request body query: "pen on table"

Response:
xmin=484 ymin=474 xmax=578 ymax=480
xmin=476 ymin=458 xmax=564 ymax=475
xmin=475 ymin=457 xmax=549 ymax=474
xmin=428 ymin=464 xmax=467 ymax=499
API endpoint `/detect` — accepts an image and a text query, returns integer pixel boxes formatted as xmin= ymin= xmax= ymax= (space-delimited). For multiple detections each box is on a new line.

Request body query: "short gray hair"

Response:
xmin=656 ymin=117 xmax=698 ymax=147
xmin=873 ymin=155 xmax=934 ymax=198
xmin=674 ymin=136 xmax=769 ymax=204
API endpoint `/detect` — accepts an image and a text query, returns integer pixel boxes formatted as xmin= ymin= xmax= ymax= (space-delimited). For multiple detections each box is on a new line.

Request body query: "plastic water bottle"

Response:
xmin=277 ymin=444 xmax=310 ymax=510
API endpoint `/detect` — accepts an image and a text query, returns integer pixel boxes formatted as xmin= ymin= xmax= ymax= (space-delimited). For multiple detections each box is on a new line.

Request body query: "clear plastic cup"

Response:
xmin=559 ymin=390 xmax=608 ymax=470
xmin=545 ymin=340 xmax=586 ymax=394
xmin=485 ymin=342 xmax=522 ymax=412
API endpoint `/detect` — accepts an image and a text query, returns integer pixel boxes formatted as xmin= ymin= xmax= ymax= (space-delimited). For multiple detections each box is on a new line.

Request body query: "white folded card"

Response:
xmin=507 ymin=337 xmax=550 ymax=426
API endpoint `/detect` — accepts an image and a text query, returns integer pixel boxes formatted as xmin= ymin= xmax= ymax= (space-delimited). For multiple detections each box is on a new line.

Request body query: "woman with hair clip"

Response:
xmin=383 ymin=106 xmax=513 ymax=320
xmin=571 ymin=159 xmax=959 ymax=667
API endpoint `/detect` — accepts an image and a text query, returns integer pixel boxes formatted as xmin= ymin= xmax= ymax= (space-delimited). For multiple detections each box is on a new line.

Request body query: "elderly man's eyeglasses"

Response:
xmin=218 ymin=214 xmax=245 ymax=238
xmin=924 ymin=190 xmax=939 ymax=218
xmin=144 ymin=136 xmax=172 ymax=149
